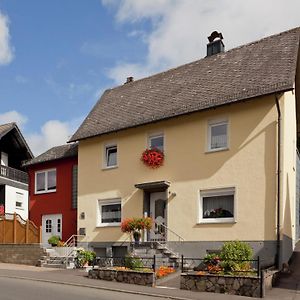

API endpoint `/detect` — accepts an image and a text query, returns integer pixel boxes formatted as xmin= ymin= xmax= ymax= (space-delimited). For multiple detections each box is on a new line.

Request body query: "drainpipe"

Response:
xmin=275 ymin=94 xmax=281 ymax=269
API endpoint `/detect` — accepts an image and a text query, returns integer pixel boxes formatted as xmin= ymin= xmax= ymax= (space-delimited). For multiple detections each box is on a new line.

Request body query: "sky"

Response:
xmin=0 ymin=0 xmax=300 ymax=155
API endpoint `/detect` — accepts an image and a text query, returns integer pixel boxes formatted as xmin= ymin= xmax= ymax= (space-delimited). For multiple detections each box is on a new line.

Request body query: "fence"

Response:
xmin=0 ymin=213 xmax=41 ymax=244
xmin=181 ymin=255 xmax=261 ymax=278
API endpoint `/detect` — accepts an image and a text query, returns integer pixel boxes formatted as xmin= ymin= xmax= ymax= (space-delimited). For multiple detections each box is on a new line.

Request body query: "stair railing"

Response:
xmin=63 ymin=234 xmax=85 ymax=257
xmin=153 ymin=219 xmax=185 ymax=242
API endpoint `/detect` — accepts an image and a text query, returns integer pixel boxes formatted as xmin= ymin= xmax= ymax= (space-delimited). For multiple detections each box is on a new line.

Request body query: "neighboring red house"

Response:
xmin=24 ymin=143 xmax=78 ymax=245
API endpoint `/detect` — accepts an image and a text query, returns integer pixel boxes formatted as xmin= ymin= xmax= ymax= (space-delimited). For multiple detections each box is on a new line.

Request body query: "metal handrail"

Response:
xmin=154 ymin=219 xmax=185 ymax=242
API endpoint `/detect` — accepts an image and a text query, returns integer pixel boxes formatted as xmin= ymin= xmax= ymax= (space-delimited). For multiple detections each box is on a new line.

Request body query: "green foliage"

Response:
xmin=124 ymin=255 xmax=144 ymax=270
xmin=48 ymin=235 xmax=60 ymax=246
xmin=220 ymin=241 xmax=253 ymax=273
xmin=203 ymin=253 xmax=221 ymax=266
xmin=76 ymin=249 xmax=96 ymax=267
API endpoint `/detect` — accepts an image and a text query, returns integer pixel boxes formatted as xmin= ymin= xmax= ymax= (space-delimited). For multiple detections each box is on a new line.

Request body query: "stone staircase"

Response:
xmin=39 ymin=247 xmax=77 ymax=268
xmin=131 ymin=242 xmax=181 ymax=268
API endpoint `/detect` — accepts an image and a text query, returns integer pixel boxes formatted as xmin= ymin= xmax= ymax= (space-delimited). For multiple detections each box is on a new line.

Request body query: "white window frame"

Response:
xmin=97 ymin=199 xmax=122 ymax=227
xmin=35 ymin=168 xmax=57 ymax=194
xmin=148 ymin=133 xmax=164 ymax=152
xmin=198 ymin=187 xmax=236 ymax=224
xmin=103 ymin=143 xmax=118 ymax=169
xmin=207 ymin=119 xmax=229 ymax=152
xmin=15 ymin=192 xmax=24 ymax=210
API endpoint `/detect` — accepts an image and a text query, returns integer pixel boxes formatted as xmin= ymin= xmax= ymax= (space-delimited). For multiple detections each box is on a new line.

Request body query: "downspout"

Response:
xmin=275 ymin=94 xmax=281 ymax=269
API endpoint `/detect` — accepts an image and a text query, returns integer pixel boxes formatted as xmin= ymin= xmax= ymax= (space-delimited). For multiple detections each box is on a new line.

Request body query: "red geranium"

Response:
xmin=141 ymin=148 xmax=164 ymax=168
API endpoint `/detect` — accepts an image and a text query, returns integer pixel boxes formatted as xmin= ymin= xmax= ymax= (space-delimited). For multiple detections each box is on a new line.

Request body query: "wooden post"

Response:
xmin=2 ymin=216 xmax=5 ymax=243
xmin=25 ymin=220 xmax=29 ymax=244
xmin=39 ymin=226 xmax=42 ymax=244
xmin=13 ymin=213 xmax=17 ymax=244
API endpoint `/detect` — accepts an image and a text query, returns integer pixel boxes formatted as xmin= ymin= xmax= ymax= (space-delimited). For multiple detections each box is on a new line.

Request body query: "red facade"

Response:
xmin=28 ymin=157 xmax=77 ymax=242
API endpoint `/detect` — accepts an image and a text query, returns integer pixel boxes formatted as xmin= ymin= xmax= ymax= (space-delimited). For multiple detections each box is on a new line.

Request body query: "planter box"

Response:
xmin=88 ymin=268 xmax=155 ymax=287
xmin=181 ymin=273 xmax=260 ymax=298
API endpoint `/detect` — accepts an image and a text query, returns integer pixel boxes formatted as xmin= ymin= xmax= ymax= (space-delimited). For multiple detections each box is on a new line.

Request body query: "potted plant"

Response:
xmin=141 ymin=148 xmax=164 ymax=168
xmin=121 ymin=217 xmax=152 ymax=244
xmin=76 ymin=249 xmax=96 ymax=267
xmin=48 ymin=235 xmax=61 ymax=247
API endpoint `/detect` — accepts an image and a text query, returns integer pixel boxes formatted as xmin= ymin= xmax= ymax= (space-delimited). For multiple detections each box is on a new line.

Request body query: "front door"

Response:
xmin=42 ymin=214 xmax=62 ymax=246
xmin=150 ymin=192 xmax=166 ymax=241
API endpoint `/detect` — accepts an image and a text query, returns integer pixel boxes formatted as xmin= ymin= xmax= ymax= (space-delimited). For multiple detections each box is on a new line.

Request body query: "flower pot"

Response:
xmin=133 ymin=231 xmax=141 ymax=244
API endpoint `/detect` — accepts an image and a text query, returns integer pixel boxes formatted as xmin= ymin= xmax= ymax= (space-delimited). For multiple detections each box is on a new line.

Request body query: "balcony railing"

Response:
xmin=0 ymin=165 xmax=28 ymax=184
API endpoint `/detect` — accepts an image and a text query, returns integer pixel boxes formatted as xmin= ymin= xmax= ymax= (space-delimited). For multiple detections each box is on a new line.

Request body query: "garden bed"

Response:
xmin=181 ymin=272 xmax=261 ymax=298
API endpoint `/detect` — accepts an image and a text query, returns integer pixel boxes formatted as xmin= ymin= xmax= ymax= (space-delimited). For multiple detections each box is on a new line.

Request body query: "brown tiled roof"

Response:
xmin=69 ymin=27 xmax=300 ymax=142
xmin=23 ymin=143 xmax=78 ymax=167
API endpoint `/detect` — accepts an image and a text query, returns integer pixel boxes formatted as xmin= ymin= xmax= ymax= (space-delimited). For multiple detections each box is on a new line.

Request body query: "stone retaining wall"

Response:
xmin=0 ymin=244 xmax=45 ymax=266
xmin=181 ymin=273 xmax=261 ymax=298
xmin=88 ymin=268 xmax=155 ymax=287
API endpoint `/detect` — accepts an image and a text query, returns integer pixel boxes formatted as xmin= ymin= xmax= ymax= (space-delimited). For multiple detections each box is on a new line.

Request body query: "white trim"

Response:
xmin=35 ymin=168 xmax=57 ymax=194
xmin=148 ymin=132 xmax=165 ymax=152
xmin=198 ymin=187 xmax=236 ymax=224
xmin=207 ymin=118 xmax=229 ymax=152
xmin=103 ymin=143 xmax=118 ymax=169
xmin=97 ymin=198 xmax=122 ymax=227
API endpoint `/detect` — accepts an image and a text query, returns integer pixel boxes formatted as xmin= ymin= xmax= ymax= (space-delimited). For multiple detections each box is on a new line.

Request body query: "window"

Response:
xmin=208 ymin=120 xmax=228 ymax=151
xmin=57 ymin=219 xmax=61 ymax=233
xmin=199 ymin=188 xmax=235 ymax=223
xmin=104 ymin=145 xmax=117 ymax=168
xmin=46 ymin=219 xmax=52 ymax=233
xmin=35 ymin=169 xmax=57 ymax=194
xmin=98 ymin=199 xmax=121 ymax=226
xmin=15 ymin=192 xmax=24 ymax=209
xmin=149 ymin=133 xmax=164 ymax=152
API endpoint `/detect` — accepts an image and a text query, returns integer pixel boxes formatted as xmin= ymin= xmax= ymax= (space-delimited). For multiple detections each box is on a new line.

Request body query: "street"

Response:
xmin=0 ymin=277 xmax=166 ymax=300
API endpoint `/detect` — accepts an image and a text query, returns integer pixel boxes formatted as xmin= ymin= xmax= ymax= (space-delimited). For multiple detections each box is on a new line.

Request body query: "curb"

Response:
xmin=0 ymin=274 xmax=192 ymax=300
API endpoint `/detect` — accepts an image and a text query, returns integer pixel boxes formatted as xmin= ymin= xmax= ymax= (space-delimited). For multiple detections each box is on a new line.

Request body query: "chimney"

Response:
xmin=207 ymin=31 xmax=225 ymax=57
xmin=124 ymin=76 xmax=134 ymax=84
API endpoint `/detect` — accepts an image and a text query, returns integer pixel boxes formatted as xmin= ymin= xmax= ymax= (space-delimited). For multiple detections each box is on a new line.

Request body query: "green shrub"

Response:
xmin=76 ymin=249 xmax=96 ymax=267
xmin=48 ymin=235 xmax=60 ymax=246
xmin=124 ymin=255 xmax=144 ymax=270
xmin=220 ymin=241 xmax=253 ymax=273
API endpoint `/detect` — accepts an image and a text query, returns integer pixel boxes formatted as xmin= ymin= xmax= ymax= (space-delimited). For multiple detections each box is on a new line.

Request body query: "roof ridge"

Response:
xmin=103 ymin=26 xmax=300 ymax=93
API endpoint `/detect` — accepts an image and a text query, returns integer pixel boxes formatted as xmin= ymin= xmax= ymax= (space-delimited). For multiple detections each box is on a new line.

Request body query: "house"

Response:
xmin=23 ymin=143 xmax=78 ymax=245
xmin=69 ymin=27 xmax=300 ymax=267
xmin=0 ymin=122 xmax=33 ymax=220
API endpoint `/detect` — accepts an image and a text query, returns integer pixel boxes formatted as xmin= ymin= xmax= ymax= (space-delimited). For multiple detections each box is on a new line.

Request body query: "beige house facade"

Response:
xmin=70 ymin=28 xmax=300 ymax=266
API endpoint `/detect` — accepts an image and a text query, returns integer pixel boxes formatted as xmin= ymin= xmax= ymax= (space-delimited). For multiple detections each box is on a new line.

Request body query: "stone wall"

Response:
xmin=88 ymin=268 xmax=155 ymax=287
xmin=0 ymin=244 xmax=45 ymax=266
xmin=181 ymin=273 xmax=261 ymax=298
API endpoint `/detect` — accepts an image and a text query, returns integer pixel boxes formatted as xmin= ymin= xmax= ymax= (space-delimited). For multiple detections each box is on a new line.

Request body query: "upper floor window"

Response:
xmin=149 ymin=133 xmax=164 ymax=152
xmin=104 ymin=144 xmax=118 ymax=168
xmin=208 ymin=120 xmax=228 ymax=151
xmin=35 ymin=169 xmax=56 ymax=194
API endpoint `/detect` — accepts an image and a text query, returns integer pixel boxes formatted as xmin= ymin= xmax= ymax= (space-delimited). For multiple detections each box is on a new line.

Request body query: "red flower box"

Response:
xmin=141 ymin=148 xmax=164 ymax=168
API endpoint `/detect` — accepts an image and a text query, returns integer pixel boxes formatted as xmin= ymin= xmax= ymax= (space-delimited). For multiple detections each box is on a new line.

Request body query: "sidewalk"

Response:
xmin=0 ymin=262 xmax=298 ymax=299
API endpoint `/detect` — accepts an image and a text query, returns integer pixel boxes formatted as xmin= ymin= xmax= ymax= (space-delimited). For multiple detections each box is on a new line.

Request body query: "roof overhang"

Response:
xmin=135 ymin=180 xmax=170 ymax=192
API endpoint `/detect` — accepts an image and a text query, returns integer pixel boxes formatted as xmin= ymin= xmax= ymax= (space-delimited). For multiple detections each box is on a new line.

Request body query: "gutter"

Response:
xmin=275 ymin=94 xmax=281 ymax=269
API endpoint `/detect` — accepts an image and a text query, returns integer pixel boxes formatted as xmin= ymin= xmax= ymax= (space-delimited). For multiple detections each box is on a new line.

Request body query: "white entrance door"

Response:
xmin=42 ymin=214 xmax=62 ymax=246
xmin=150 ymin=192 xmax=166 ymax=241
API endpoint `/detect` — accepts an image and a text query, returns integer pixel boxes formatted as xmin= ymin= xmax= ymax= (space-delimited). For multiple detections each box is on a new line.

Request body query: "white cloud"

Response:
xmin=0 ymin=12 xmax=14 ymax=65
xmin=0 ymin=111 xmax=27 ymax=128
xmin=26 ymin=118 xmax=83 ymax=156
xmin=103 ymin=0 xmax=300 ymax=84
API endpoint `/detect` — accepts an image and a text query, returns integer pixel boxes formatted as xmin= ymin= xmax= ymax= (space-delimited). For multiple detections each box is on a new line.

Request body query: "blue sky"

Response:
xmin=0 ymin=0 xmax=300 ymax=155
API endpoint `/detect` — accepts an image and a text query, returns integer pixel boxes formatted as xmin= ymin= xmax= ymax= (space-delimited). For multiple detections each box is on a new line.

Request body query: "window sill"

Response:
xmin=206 ymin=147 xmax=229 ymax=154
xmin=197 ymin=218 xmax=236 ymax=224
xmin=97 ymin=223 xmax=121 ymax=228
xmin=102 ymin=166 xmax=118 ymax=171
xmin=35 ymin=190 xmax=56 ymax=195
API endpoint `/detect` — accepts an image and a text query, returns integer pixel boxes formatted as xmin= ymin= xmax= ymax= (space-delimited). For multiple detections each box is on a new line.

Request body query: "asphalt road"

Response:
xmin=0 ymin=277 xmax=168 ymax=300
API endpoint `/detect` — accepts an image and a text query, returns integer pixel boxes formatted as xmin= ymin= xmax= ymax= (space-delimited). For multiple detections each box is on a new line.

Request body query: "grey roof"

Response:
xmin=23 ymin=143 xmax=78 ymax=167
xmin=70 ymin=27 xmax=300 ymax=142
